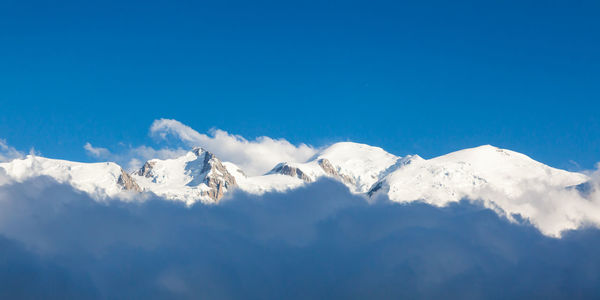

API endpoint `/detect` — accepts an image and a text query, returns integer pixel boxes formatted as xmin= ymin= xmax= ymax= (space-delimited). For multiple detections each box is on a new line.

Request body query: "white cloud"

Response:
xmin=475 ymin=177 xmax=600 ymax=237
xmin=150 ymin=118 xmax=317 ymax=175
xmin=83 ymin=142 xmax=111 ymax=158
xmin=0 ymin=139 xmax=24 ymax=162
xmin=585 ymin=162 xmax=600 ymax=181
xmin=149 ymin=118 xmax=204 ymax=144
xmin=84 ymin=119 xmax=316 ymax=175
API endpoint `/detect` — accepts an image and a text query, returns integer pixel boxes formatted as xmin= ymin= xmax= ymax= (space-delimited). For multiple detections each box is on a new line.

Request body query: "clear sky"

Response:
xmin=1 ymin=0 xmax=598 ymax=170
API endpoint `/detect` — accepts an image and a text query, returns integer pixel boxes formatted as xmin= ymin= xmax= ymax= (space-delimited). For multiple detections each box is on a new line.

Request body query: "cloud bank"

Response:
xmin=149 ymin=119 xmax=317 ymax=175
xmin=461 ymin=176 xmax=600 ymax=237
xmin=0 ymin=173 xmax=599 ymax=299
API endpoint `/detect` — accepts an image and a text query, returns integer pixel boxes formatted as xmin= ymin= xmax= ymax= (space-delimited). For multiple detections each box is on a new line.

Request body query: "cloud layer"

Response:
xmin=0 ymin=173 xmax=600 ymax=299
xmin=461 ymin=176 xmax=600 ymax=237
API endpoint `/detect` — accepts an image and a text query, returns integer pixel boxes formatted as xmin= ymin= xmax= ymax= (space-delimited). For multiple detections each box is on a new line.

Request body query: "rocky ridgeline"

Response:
xmin=131 ymin=147 xmax=238 ymax=202
xmin=136 ymin=161 xmax=156 ymax=178
xmin=195 ymin=148 xmax=237 ymax=201
xmin=269 ymin=163 xmax=312 ymax=182
xmin=268 ymin=158 xmax=358 ymax=186
xmin=117 ymin=168 xmax=142 ymax=192
xmin=317 ymin=158 xmax=356 ymax=186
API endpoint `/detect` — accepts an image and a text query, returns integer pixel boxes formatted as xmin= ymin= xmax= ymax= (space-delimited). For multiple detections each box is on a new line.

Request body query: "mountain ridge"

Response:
xmin=0 ymin=143 xmax=590 ymax=208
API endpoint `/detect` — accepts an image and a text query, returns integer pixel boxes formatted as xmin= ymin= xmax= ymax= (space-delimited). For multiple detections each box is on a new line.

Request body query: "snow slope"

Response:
xmin=0 ymin=155 xmax=137 ymax=198
xmin=316 ymin=142 xmax=400 ymax=192
xmin=369 ymin=145 xmax=588 ymax=203
xmin=131 ymin=147 xmax=237 ymax=204
xmin=268 ymin=142 xmax=399 ymax=193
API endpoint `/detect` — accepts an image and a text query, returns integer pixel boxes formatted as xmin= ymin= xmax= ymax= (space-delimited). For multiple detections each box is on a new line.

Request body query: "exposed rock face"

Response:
xmin=117 ymin=169 xmax=142 ymax=192
xmin=194 ymin=149 xmax=237 ymax=202
xmin=269 ymin=159 xmax=359 ymax=186
xmin=131 ymin=147 xmax=238 ymax=203
xmin=270 ymin=163 xmax=312 ymax=182
xmin=136 ymin=161 xmax=156 ymax=178
xmin=317 ymin=158 xmax=356 ymax=185
xmin=367 ymin=181 xmax=384 ymax=197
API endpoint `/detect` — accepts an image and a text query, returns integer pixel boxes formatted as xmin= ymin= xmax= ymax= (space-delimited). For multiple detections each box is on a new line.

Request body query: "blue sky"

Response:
xmin=1 ymin=0 xmax=599 ymax=169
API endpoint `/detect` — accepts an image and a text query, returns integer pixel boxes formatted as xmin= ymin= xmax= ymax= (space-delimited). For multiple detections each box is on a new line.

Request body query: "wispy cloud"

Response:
xmin=82 ymin=119 xmax=317 ymax=174
xmin=83 ymin=142 xmax=111 ymax=158
xmin=150 ymin=118 xmax=317 ymax=175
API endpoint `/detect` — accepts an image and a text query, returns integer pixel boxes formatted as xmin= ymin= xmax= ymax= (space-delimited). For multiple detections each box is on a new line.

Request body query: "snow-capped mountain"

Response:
xmin=2 ymin=142 xmax=595 ymax=236
xmin=367 ymin=145 xmax=588 ymax=205
xmin=0 ymin=143 xmax=590 ymax=214
xmin=361 ymin=145 xmax=592 ymax=236
xmin=131 ymin=147 xmax=238 ymax=204
xmin=267 ymin=142 xmax=399 ymax=193
xmin=0 ymin=155 xmax=140 ymax=197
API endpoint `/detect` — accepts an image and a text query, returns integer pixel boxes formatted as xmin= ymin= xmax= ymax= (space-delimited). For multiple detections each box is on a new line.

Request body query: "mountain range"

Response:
xmin=0 ymin=142 xmax=587 ymax=202
xmin=3 ymin=142 xmax=595 ymax=236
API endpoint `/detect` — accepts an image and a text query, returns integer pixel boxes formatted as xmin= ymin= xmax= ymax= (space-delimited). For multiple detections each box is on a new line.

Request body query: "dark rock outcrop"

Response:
xmin=317 ymin=158 xmax=355 ymax=185
xmin=367 ymin=181 xmax=384 ymax=197
xmin=136 ymin=161 xmax=156 ymax=178
xmin=269 ymin=163 xmax=312 ymax=182
xmin=196 ymin=149 xmax=237 ymax=202
xmin=117 ymin=168 xmax=142 ymax=192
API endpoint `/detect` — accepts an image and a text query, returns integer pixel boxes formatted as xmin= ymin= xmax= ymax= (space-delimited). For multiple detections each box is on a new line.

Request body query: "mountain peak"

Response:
xmin=191 ymin=146 xmax=207 ymax=157
xmin=131 ymin=147 xmax=237 ymax=203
